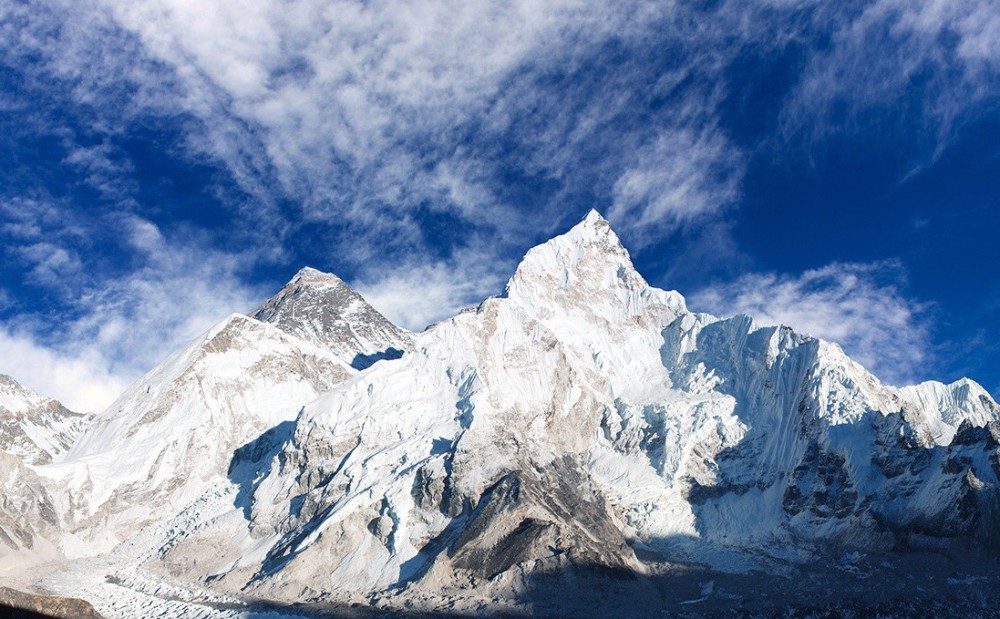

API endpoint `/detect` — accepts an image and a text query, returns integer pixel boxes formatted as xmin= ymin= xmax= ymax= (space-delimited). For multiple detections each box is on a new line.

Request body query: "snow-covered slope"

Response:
xmin=900 ymin=378 xmax=1000 ymax=445
xmin=1 ymin=269 xmax=409 ymax=569
xmin=58 ymin=314 xmax=353 ymax=534
xmin=3 ymin=212 xmax=998 ymax=617
xmin=0 ymin=375 xmax=91 ymax=466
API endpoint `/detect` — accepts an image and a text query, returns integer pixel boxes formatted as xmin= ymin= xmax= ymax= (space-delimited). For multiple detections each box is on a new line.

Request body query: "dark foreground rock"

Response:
xmin=0 ymin=587 xmax=102 ymax=619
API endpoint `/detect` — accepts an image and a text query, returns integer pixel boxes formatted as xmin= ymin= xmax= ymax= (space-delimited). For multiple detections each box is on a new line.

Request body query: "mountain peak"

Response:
xmin=565 ymin=209 xmax=616 ymax=244
xmin=0 ymin=373 xmax=44 ymax=415
xmin=252 ymin=267 xmax=411 ymax=362
xmin=582 ymin=208 xmax=606 ymax=225
xmin=504 ymin=209 xmax=641 ymax=299
xmin=289 ymin=266 xmax=348 ymax=289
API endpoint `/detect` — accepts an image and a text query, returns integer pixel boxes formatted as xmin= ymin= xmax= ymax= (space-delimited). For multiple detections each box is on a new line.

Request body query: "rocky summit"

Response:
xmin=1 ymin=211 xmax=999 ymax=618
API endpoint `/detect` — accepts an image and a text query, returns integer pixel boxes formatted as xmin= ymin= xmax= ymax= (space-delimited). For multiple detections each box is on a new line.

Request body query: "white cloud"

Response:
xmin=20 ymin=243 xmax=83 ymax=287
xmin=355 ymin=248 xmax=511 ymax=332
xmin=94 ymin=0 xmax=620 ymax=211
xmin=19 ymin=0 xmax=750 ymax=257
xmin=1 ymin=198 xmax=88 ymax=293
xmin=67 ymin=220 xmax=265 ymax=378
xmin=608 ymin=128 xmax=743 ymax=246
xmin=0 ymin=329 xmax=129 ymax=413
xmin=1 ymin=214 xmax=266 ymax=411
xmin=8 ymin=0 xmax=997 ymax=252
xmin=784 ymin=0 xmax=1000 ymax=154
xmin=689 ymin=261 xmax=931 ymax=386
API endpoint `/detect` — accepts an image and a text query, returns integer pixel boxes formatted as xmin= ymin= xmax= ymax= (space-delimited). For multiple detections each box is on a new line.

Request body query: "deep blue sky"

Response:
xmin=1 ymin=0 xmax=997 ymax=410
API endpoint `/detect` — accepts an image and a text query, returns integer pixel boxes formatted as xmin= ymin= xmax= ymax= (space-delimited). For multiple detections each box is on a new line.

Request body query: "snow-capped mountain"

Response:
xmin=0 ymin=375 xmax=91 ymax=466
xmin=57 ymin=315 xmax=352 ymax=539
xmin=131 ymin=212 xmax=1000 ymax=610
xmin=54 ymin=267 xmax=416 ymax=549
xmin=252 ymin=266 xmax=412 ymax=367
xmin=0 ymin=376 xmax=90 ymax=560
xmin=0 ymin=271 xmax=408 ymax=568
xmin=1 ymin=211 xmax=998 ymax=617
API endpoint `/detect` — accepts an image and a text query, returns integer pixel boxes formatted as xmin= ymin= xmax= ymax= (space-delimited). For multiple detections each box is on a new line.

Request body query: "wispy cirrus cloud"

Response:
xmin=609 ymin=127 xmax=744 ymax=246
xmin=1 ymin=197 xmax=264 ymax=411
xmin=689 ymin=261 xmax=931 ymax=386
xmin=783 ymin=0 xmax=1000 ymax=159
xmin=41 ymin=1 xmax=753 ymax=247
xmin=1 ymin=0 xmax=998 ymax=407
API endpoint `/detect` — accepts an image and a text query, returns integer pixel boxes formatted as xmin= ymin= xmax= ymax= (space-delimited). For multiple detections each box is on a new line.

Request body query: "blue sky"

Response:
xmin=0 ymin=0 xmax=997 ymax=411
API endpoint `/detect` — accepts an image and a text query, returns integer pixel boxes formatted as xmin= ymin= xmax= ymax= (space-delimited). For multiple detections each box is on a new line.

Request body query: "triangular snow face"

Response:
xmin=0 ymin=375 xmax=91 ymax=466
xmin=61 ymin=314 xmax=354 ymax=525
xmin=503 ymin=209 xmax=686 ymax=345
xmin=252 ymin=267 xmax=412 ymax=369
xmin=507 ymin=210 xmax=655 ymax=301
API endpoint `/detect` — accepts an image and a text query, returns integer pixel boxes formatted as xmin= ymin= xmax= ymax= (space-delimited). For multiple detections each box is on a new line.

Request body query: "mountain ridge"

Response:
xmin=0 ymin=211 xmax=998 ymax=617
xmin=0 ymin=375 xmax=91 ymax=467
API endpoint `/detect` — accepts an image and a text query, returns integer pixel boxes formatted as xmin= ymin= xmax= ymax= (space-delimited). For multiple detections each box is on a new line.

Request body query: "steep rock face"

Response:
xmin=0 ymin=375 xmax=91 ymax=466
xmin=252 ymin=267 xmax=412 ymax=368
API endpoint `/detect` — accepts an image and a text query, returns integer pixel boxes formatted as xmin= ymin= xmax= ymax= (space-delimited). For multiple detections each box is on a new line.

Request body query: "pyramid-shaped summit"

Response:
xmin=504 ymin=209 xmax=685 ymax=319
xmin=252 ymin=266 xmax=412 ymax=365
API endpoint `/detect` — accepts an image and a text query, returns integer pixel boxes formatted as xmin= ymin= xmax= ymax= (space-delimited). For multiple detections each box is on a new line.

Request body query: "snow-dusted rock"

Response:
xmin=0 ymin=375 xmax=91 ymax=466
xmin=252 ymin=266 xmax=412 ymax=367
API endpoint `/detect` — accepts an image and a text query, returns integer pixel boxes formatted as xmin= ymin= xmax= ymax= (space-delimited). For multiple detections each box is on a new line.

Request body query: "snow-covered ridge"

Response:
xmin=899 ymin=378 xmax=1000 ymax=445
xmin=0 ymin=375 xmax=91 ymax=466
xmin=0 ymin=374 xmax=45 ymax=415
xmin=1 ymin=210 xmax=998 ymax=617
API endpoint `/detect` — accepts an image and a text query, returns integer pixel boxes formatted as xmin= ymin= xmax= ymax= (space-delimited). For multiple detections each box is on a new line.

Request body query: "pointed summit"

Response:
xmin=252 ymin=267 xmax=411 ymax=364
xmin=289 ymin=266 xmax=348 ymax=288
xmin=564 ymin=208 xmax=616 ymax=244
xmin=499 ymin=209 xmax=686 ymax=322
xmin=582 ymin=208 xmax=605 ymax=223
xmin=504 ymin=209 xmax=641 ymax=299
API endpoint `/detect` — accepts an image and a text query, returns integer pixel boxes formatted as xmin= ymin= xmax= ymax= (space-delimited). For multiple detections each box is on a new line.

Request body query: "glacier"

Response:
xmin=1 ymin=210 xmax=998 ymax=617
